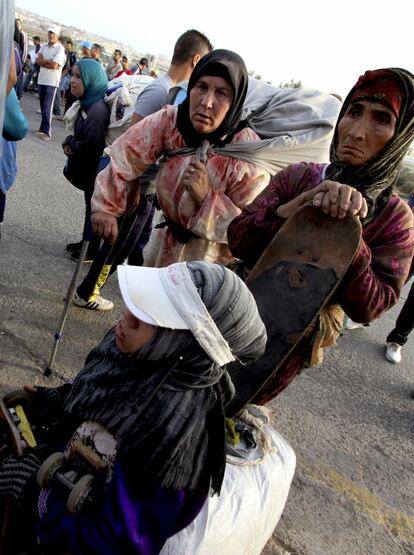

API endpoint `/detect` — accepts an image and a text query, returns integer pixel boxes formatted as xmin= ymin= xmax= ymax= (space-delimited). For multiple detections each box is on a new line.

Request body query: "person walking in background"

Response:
xmin=105 ymin=49 xmax=122 ymax=81
xmin=385 ymin=192 xmax=414 ymax=363
xmin=80 ymin=40 xmax=93 ymax=59
xmin=134 ymin=56 xmax=149 ymax=75
xmin=91 ymin=43 xmax=104 ymax=66
xmin=62 ymin=59 xmax=109 ymax=265
xmin=30 ymin=35 xmax=42 ymax=91
xmin=35 ymin=24 xmax=66 ymax=141
xmin=13 ymin=18 xmax=28 ymax=99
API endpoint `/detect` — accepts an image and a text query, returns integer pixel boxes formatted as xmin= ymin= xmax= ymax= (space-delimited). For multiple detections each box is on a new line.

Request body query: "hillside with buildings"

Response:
xmin=15 ymin=7 xmax=170 ymax=71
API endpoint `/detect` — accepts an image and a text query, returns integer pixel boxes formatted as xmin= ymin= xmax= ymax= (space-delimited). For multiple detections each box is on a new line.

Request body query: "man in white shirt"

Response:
xmin=36 ymin=24 xmax=66 ymax=141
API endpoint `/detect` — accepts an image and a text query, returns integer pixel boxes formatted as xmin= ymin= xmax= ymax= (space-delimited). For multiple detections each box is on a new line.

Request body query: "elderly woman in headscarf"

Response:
xmin=0 ymin=262 xmax=266 ymax=554
xmin=62 ymin=58 xmax=109 ymax=261
xmin=90 ymin=49 xmax=269 ymax=267
xmin=227 ymin=68 xmax=414 ymax=403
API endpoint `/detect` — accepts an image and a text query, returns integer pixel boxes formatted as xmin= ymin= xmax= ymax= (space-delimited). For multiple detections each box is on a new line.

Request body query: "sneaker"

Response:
xmin=70 ymin=251 xmax=93 ymax=263
xmin=344 ymin=316 xmax=365 ymax=330
xmin=38 ymin=132 xmax=50 ymax=141
xmin=385 ymin=342 xmax=402 ymax=364
xmin=73 ymin=293 xmax=114 ymax=311
xmin=66 ymin=241 xmax=83 ymax=252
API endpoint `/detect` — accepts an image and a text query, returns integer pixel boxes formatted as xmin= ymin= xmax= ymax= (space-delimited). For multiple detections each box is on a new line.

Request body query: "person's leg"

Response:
xmin=40 ymin=86 xmax=57 ymax=137
xmin=0 ymin=190 xmax=5 ymax=238
xmin=128 ymin=196 xmax=156 ymax=266
xmin=38 ymin=84 xmax=46 ymax=121
xmin=53 ymin=84 xmax=61 ymax=115
xmin=386 ymin=281 xmax=414 ymax=346
xmin=0 ymin=190 xmax=5 ymax=223
xmin=75 ymin=209 xmax=143 ymax=308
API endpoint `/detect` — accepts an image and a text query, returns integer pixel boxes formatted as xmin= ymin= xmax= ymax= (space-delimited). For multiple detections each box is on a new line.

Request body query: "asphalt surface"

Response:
xmin=1 ymin=93 xmax=413 ymax=555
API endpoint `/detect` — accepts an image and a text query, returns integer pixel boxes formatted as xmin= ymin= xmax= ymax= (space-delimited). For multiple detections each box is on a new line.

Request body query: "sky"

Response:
xmin=16 ymin=0 xmax=413 ymax=98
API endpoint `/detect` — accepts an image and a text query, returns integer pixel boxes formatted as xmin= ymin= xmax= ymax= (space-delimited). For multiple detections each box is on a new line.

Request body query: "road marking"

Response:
xmin=301 ymin=460 xmax=414 ymax=543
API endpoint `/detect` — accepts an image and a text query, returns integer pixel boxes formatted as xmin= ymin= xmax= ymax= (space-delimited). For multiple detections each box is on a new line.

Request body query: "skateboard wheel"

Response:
xmin=37 ymin=452 xmax=66 ymax=487
xmin=3 ymin=389 xmax=31 ymax=406
xmin=67 ymin=474 xmax=95 ymax=513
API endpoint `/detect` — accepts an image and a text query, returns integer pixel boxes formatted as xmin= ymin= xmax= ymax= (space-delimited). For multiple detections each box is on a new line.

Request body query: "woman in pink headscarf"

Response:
xmin=228 ymin=68 xmax=414 ymax=403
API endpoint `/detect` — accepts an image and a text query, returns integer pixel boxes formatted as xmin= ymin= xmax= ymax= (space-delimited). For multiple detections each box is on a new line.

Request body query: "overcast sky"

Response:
xmin=16 ymin=0 xmax=413 ymax=97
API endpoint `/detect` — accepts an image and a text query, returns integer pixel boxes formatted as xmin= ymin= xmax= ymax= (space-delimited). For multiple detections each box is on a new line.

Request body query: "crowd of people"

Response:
xmin=1 ymin=4 xmax=414 ymax=554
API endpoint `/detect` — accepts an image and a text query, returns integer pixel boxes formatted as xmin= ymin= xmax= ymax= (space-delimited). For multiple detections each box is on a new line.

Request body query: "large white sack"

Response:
xmin=161 ymin=423 xmax=296 ymax=555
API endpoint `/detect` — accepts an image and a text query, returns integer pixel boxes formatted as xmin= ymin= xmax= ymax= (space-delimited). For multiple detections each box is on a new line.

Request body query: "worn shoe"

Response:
xmin=66 ymin=241 xmax=83 ymax=252
xmin=38 ymin=132 xmax=50 ymax=141
xmin=73 ymin=293 xmax=114 ymax=311
xmin=385 ymin=342 xmax=402 ymax=364
xmin=344 ymin=316 xmax=365 ymax=330
xmin=70 ymin=251 xmax=93 ymax=263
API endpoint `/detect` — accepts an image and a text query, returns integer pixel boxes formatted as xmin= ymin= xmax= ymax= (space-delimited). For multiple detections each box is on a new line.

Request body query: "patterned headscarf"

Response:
xmin=326 ymin=68 xmax=414 ymax=219
xmin=76 ymin=58 xmax=108 ymax=108
xmin=177 ymin=49 xmax=249 ymax=147
xmin=64 ymin=262 xmax=266 ymax=494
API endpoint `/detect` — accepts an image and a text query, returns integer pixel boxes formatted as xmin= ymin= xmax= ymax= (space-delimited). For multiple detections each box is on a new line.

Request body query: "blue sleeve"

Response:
xmin=37 ymin=461 xmax=203 ymax=555
xmin=0 ymin=137 xmax=17 ymax=194
xmin=2 ymin=89 xmax=29 ymax=141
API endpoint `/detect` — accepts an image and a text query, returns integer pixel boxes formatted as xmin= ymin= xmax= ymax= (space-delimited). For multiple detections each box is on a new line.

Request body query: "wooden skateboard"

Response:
xmin=226 ymin=204 xmax=361 ymax=417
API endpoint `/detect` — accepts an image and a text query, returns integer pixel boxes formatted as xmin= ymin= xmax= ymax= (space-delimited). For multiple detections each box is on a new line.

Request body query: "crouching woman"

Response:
xmin=0 ymin=261 xmax=266 ymax=555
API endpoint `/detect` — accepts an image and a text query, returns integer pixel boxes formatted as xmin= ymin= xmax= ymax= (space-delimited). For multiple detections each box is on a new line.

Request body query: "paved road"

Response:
xmin=1 ymin=93 xmax=413 ymax=554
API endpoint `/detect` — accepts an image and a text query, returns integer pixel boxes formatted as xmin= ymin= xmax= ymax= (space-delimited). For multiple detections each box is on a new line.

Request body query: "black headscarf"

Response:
xmin=176 ymin=49 xmax=248 ymax=148
xmin=325 ymin=68 xmax=414 ymax=220
xmin=63 ymin=262 xmax=266 ymax=494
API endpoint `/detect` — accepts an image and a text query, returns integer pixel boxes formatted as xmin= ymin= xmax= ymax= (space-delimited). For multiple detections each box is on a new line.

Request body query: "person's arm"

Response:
xmin=228 ymin=162 xmax=320 ymax=267
xmin=2 ymin=88 xmax=29 ymax=141
xmin=337 ymin=199 xmax=414 ymax=323
xmin=130 ymin=112 xmax=143 ymax=125
xmin=7 ymin=48 xmax=17 ymax=93
xmin=184 ymin=155 xmax=270 ymax=243
xmin=131 ymin=82 xmax=168 ymax=124
xmin=91 ymin=107 xmax=171 ymax=242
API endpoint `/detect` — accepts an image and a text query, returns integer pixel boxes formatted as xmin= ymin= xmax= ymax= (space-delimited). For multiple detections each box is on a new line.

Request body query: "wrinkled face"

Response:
xmin=189 ymin=75 xmax=234 ymax=135
xmin=70 ymin=65 xmax=85 ymax=98
xmin=115 ymin=309 xmax=157 ymax=353
xmin=48 ymin=31 xmax=58 ymax=44
xmin=336 ymin=100 xmax=397 ymax=166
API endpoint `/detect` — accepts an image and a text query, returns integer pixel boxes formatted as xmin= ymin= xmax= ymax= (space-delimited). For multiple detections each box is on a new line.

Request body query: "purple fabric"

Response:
xmin=37 ymin=461 xmax=209 ymax=554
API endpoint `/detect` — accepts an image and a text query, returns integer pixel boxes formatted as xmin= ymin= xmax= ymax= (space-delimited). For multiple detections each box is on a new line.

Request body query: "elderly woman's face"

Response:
xmin=189 ymin=76 xmax=234 ymax=135
xmin=336 ymin=100 xmax=397 ymax=166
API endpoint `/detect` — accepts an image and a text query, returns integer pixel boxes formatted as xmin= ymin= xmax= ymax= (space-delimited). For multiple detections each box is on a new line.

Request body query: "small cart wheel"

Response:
xmin=36 ymin=452 xmax=66 ymax=487
xmin=67 ymin=474 xmax=95 ymax=513
xmin=3 ymin=389 xmax=32 ymax=407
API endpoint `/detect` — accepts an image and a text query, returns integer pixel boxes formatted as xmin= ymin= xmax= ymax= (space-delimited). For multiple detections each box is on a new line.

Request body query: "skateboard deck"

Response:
xmin=226 ymin=204 xmax=361 ymax=417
